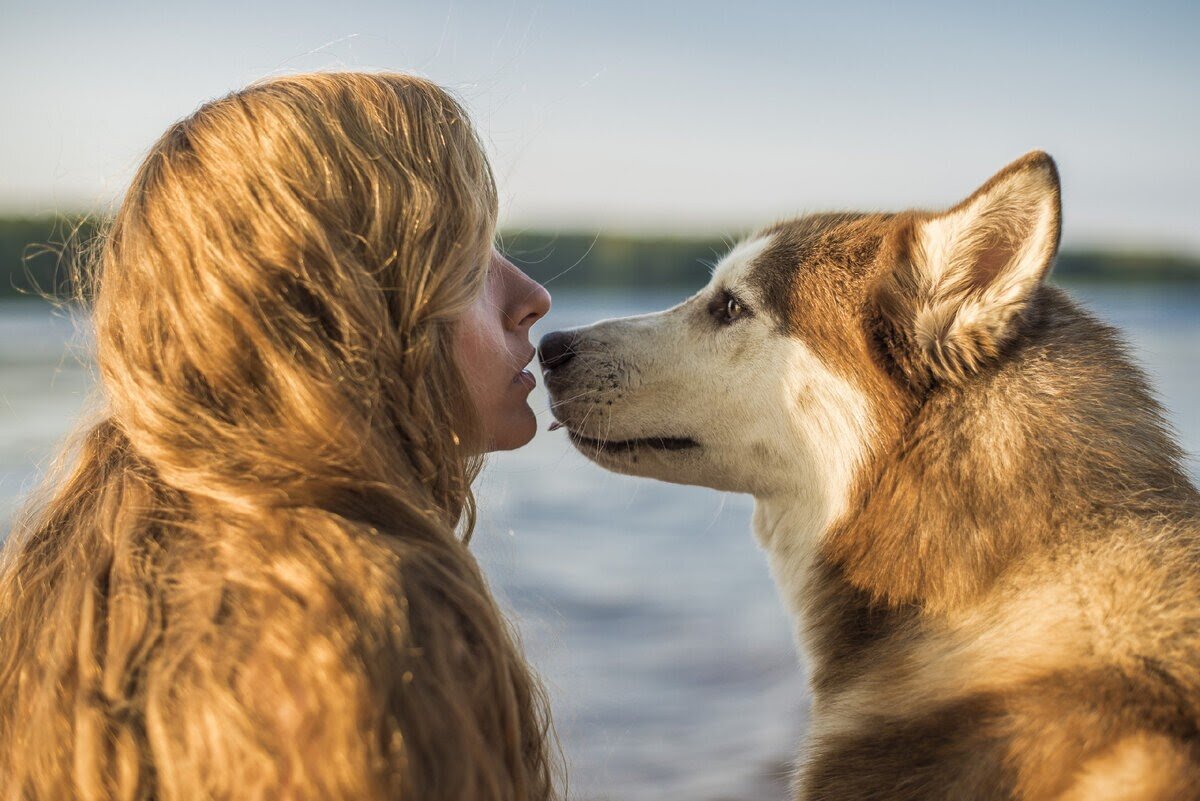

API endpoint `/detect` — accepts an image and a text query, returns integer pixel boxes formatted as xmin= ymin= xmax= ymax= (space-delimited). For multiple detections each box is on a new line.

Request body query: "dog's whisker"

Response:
xmin=547 ymin=388 xmax=600 ymax=410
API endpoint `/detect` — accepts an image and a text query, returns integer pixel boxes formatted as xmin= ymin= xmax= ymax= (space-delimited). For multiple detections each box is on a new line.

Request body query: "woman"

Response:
xmin=0 ymin=73 xmax=557 ymax=800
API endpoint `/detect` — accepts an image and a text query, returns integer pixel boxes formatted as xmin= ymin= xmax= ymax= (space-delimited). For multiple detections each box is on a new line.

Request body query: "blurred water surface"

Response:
xmin=1 ymin=285 xmax=1197 ymax=801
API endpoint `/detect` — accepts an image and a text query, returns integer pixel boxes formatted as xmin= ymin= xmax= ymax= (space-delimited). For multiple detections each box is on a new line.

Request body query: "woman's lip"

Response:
xmin=515 ymin=368 xmax=536 ymax=390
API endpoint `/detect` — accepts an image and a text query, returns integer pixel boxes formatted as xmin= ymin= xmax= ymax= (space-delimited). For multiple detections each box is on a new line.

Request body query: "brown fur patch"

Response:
xmin=1055 ymin=733 xmax=1200 ymax=801
xmin=1002 ymin=668 xmax=1200 ymax=800
xmin=828 ymin=287 xmax=1198 ymax=612
xmin=799 ymin=694 xmax=1013 ymax=800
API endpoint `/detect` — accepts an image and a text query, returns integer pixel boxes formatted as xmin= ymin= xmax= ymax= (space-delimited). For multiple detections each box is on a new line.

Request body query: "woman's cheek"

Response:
xmin=477 ymin=325 xmax=514 ymax=445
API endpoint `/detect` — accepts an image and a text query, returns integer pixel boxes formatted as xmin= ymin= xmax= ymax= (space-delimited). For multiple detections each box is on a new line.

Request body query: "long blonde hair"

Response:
xmin=0 ymin=72 xmax=557 ymax=800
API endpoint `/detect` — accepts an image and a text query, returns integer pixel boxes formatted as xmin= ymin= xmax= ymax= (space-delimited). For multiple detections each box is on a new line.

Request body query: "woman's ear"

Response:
xmin=875 ymin=151 xmax=1062 ymax=386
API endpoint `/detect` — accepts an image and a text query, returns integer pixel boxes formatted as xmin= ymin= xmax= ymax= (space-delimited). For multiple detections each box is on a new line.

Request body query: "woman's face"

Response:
xmin=454 ymin=250 xmax=551 ymax=452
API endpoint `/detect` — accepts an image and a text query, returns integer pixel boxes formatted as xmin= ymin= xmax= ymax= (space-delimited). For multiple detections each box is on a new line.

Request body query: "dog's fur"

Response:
xmin=539 ymin=152 xmax=1200 ymax=800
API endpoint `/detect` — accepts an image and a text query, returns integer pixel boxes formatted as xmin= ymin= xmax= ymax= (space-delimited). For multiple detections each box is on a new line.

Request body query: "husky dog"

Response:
xmin=539 ymin=152 xmax=1200 ymax=800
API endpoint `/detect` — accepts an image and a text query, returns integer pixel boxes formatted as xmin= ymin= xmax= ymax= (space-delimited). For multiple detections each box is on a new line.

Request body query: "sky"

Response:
xmin=2 ymin=0 xmax=1198 ymax=252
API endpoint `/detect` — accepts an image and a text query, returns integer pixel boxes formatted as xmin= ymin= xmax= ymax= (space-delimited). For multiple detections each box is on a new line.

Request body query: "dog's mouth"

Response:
xmin=563 ymin=427 xmax=700 ymax=454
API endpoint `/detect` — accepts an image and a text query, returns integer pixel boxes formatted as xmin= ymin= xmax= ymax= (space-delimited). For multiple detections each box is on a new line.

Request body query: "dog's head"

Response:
xmin=540 ymin=152 xmax=1061 ymax=534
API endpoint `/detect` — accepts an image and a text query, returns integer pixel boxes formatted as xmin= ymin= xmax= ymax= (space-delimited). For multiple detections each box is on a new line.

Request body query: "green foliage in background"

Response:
xmin=0 ymin=216 xmax=99 ymax=300
xmin=501 ymin=231 xmax=1200 ymax=288
xmin=2 ymin=216 xmax=1198 ymax=300
xmin=1052 ymin=250 xmax=1200 ymax=283
xmin=499 ymin=230 xmax=731 ymax=289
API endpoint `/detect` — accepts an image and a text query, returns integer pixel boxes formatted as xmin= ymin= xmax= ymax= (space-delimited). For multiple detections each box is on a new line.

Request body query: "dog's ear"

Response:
xmin=874 ymin=151 xmax=1061 ymax=386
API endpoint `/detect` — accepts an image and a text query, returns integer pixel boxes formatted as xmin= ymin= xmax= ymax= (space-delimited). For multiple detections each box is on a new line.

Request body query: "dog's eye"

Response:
xmin=709 ymin=291 xmax=749 ymax=325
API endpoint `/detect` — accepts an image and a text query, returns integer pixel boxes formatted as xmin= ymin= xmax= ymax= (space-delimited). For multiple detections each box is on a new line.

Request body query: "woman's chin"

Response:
xmin=485 ymin=403 xmax=538 ymax=452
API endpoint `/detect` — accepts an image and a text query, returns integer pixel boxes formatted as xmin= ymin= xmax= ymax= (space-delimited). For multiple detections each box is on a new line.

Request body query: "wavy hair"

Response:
xmin=0 ymin=72 xmax=557 ymax=800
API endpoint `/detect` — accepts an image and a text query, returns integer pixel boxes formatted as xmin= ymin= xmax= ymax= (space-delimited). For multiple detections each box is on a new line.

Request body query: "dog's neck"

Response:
xmin=751 ymin=496 xmax=824 ymax=670
xmin=752 ymin=494 xmax=909 ymax=689
xmin=751 ymin=493 xmax=845 ymax=638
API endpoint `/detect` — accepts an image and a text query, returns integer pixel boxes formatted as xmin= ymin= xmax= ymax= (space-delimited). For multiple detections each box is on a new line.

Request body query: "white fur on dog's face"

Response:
xmin=542 ymin=233 xmax=875 ymax=539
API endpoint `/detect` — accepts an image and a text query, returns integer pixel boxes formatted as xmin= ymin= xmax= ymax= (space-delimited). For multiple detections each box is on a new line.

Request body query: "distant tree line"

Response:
xmin=2 ymin=215 xmax=1198 ymax=301
xmin=501 ymin=231 xmax=1200 ymax=287
xmin=0 ymin=216 xmax=100 ymax=300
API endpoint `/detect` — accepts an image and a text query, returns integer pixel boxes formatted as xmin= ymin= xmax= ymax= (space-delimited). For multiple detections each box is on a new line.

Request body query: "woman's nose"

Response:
xmin=500 ymin=256 xmax=551 ymax=330
xmin=538 ymin=330 xmax=577 ymax=370
xmin=522 ymin=279 xmax=551 ymax=326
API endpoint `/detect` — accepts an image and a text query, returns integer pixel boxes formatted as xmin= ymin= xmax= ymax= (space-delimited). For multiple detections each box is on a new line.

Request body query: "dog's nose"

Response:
xmin=538 ymin=330 xmax=578 ymax=370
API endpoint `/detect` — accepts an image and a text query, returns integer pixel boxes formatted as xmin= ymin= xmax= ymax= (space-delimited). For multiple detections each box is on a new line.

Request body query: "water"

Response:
xmin=1 ymin=285 xmax=1198 ymax=801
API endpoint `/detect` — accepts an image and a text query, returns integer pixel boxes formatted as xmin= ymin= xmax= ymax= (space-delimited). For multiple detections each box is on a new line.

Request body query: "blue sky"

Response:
xmin=2 ymin=0 xmax=1197 ymax=251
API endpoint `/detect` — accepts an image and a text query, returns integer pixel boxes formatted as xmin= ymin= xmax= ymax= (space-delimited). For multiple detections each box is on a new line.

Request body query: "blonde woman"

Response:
xmin=0 ymin=73 xmax=558 ymax=800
